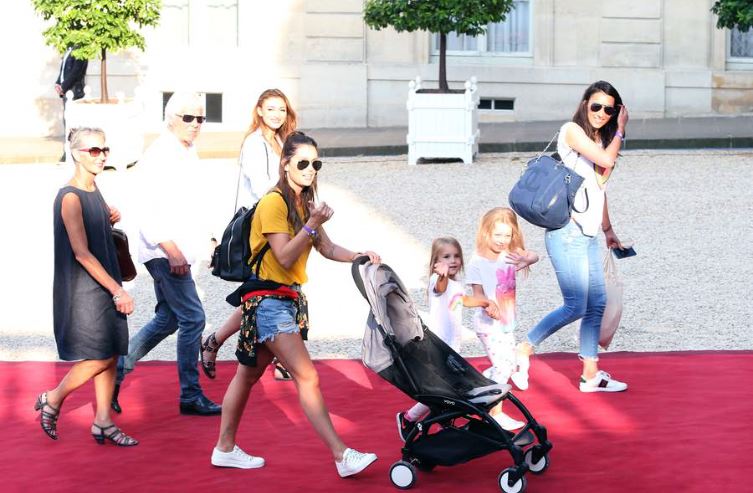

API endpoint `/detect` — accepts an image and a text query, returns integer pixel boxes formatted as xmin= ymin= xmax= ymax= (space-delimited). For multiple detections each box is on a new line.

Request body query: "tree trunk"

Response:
xmin=100 ymin=48 xmax=108 ymax=104
xmin=438 ymin=32 xmax=449 ymax=93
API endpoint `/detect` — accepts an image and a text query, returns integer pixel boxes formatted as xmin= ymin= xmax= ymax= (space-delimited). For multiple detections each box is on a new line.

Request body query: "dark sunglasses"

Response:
xmin=589 ymin=103 xmax=618 ymax=116
xmin=76 ymin=146 xmax=110 ymax=157
xmin=296 ymin=159 xmax=323 ymax=171
xmin=177 ymin=114 xmax=206 ymax=124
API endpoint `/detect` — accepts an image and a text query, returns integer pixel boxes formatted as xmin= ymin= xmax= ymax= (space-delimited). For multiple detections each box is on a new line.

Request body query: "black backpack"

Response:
xmin=210 ymin=190 xmax=280 ymax=282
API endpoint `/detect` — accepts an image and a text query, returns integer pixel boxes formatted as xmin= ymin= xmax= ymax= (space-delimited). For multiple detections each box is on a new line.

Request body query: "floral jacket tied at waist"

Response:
xmin=235 ymin=285 xmax=309 ymax=367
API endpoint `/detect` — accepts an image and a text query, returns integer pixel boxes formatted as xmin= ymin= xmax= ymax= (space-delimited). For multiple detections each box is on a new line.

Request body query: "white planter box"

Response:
xmin=406 ymin=76 xmax=480 ymax=165
xmin=64 ymin=89 xmax=144 ymax=171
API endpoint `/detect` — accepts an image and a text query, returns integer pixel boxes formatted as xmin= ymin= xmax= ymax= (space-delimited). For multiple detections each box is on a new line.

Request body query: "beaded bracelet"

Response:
xmin=302 ymin=225 xmax=317 ymax=238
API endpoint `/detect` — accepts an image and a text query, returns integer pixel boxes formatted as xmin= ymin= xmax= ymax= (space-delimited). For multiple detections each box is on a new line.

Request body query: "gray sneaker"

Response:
xmin=335 ymin=448 xmax=377 ymax=477
xmin=211 ymin=445 xmax=265 ymax=469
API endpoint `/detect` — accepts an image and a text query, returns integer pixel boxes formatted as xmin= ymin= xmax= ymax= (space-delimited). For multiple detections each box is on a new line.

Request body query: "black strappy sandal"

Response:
xmin=91 ymin=423 xmax=138 ymax=446
xmin=34 ymin=392 xmax=60 ymax=440
xmin=273 ymin=359 xmax=293 ymax=381
xmin=200 ymin=332 xmax=219 ymax=379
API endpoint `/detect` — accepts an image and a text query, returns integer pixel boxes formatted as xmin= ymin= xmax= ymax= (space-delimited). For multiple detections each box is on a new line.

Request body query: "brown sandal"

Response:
xmin=200 ymin=332 xmax=219 ymax=379
xmin=34 ymin=392 xmax=60 ymax=440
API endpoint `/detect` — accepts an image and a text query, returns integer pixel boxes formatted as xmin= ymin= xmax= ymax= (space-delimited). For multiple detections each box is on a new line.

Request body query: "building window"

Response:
xmin=435 ymin=0 xmax=531 ymax=55
xmin=479 ymin=98 xmax=515 ymax=111
xmin=205 ymin=93 xmax=223 ymax=123
xmin=730 ymin=27 xmax=753 ymax=58
xmin=153 ymin=0 xmax=238 ymax=47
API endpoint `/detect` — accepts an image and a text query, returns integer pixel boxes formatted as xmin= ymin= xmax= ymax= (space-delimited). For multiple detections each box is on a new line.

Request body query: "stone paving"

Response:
xmin=1 ymin=148 xmax=751 ymax=363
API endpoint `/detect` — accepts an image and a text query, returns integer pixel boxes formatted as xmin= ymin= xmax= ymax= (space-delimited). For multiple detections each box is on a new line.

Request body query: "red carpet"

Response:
xmin=2 ymin=351 xmax=752 ymax=493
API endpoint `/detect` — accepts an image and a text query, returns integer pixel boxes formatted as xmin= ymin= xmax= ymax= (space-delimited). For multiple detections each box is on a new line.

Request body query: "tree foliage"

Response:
xmin=712 ymin=0 xmax=753 ymax=32
xmin=364 ymin=0 xmax=516 ymax=91
xmin=364 ymin=0 xmax=515 ymax=35
xmin=32 ymin=0 xmax=161 ymax=102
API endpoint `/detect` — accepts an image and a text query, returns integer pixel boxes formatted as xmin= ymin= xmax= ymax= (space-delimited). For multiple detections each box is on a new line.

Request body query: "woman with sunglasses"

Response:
xmin=513 ymin=81 xmax=631 ymax=393
xmin=211 ymin=131 xmax=380 ymax=477
xmin=35 ymin=127 xmax=138 ymax=446
xmin=202 ymin=89 xmax=297 ymax=381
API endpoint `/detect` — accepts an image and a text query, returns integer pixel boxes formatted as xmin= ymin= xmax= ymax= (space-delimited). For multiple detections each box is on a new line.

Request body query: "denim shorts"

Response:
xmin=256 ymin=297 xmax=300 ymax=344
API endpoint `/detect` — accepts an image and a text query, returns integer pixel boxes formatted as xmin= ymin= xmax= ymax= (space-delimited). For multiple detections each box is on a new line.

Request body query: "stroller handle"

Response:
xmin=350 ymin=256 xmax=372 ymax=301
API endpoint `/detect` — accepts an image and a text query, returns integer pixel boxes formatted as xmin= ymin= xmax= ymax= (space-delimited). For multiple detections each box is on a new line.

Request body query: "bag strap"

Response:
xmin=233 ymin=145 xmax=244 ymax=214
xmin=247 ymin=189 xmax=284 ymax=279
xmin=264 ymin=141 xmax=270 ymax=179
xmin=536 ymin=131 xmax=560 ymax=160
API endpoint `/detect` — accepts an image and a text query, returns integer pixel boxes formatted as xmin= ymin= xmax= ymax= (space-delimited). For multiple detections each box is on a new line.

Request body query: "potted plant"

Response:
xmin=364 ymin=0 xmax=516 ymax=164
xmin=32 ymin=0 xmax=161 ymax=170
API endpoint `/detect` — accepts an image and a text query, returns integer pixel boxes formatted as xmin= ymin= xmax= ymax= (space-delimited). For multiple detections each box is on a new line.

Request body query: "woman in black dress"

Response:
xmin=34 ymin=127 xmax=137 ymax=446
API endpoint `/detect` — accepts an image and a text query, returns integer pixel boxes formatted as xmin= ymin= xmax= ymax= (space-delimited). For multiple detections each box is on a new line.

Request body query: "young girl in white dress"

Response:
xmin=396 ymin=236 xmax=526 ymax=439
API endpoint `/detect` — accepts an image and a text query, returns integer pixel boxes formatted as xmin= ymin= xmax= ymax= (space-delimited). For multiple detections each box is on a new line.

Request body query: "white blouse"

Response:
xmin=557 ymin=122 xmax=606 ymax=237
xmin=236 ymin=129 xmax=282 ymax=209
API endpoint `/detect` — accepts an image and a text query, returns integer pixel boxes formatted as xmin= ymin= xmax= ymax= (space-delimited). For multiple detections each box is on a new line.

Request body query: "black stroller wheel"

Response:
xmin=498 ymin=468 xmax=527 ymax=493
xmin=389 ymin=461 xmax=417 ymax=490
xmin=524 ymin=447 xmax=550 ymax=474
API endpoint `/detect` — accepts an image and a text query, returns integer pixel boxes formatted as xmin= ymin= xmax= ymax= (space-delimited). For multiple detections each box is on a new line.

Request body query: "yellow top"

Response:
xmin=250 ymin=191 xmax=311 ymax=285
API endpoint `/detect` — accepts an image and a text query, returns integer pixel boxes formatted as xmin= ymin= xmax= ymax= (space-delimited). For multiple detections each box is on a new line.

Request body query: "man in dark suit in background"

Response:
xmin=55 ymin=46 xmax=88 ymax=162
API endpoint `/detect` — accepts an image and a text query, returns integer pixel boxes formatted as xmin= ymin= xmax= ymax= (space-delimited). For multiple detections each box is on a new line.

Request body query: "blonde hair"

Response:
xmin=475 ymin=207 xmax=530 ymax=275
xmin=428 ymin=237 xmax=464 ymax=280
xmin=68 ymin=127 xmax=105 ymax=163
xmin=245 ymin=88 xmax=297 ymax=143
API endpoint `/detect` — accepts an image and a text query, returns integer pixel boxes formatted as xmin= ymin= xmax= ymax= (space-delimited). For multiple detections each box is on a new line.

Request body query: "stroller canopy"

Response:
xmin=354 ymin=260 xmax=423 ymax=373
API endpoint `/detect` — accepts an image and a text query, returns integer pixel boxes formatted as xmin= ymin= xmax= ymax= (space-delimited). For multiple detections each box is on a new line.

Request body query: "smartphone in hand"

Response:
xmin=612 ymin=246 xmax=637 ymax=259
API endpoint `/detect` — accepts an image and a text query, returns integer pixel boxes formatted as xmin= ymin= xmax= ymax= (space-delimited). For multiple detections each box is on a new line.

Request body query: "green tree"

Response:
xmin=712 ymin=0 xmax=753 ymax=31
xmin=32 ymin=0 xmax=161 ymax=103
xmin=364 ymin=0 xmax=516 ymax=92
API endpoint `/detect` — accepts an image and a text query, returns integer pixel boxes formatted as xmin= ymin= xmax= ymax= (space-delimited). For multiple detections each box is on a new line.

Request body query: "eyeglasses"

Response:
xmin=177 ymin=114 xmax=206 ymax=124
xmin=76 ymin=146 xmax=110 ymax=157
xmin=589 ymin=103 xmax=618 ymax=116
xmin=296 ymin=159 xmax=323 ymax=171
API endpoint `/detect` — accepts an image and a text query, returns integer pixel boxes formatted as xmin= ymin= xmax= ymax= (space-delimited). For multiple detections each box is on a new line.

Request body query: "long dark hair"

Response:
xmin=571 ymin=80 xmax=623 ymax=146
xmin=275 ymin=131 xmax=319 ymax=241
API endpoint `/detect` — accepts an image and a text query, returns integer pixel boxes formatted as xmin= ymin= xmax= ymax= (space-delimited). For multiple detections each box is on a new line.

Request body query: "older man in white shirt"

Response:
xmin=114 ymin=92 xmax=221 ymax=416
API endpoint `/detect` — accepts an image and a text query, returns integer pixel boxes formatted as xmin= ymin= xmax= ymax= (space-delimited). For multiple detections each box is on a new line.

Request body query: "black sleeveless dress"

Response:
xmin=52 ymin=186 xmax=128 ymax=360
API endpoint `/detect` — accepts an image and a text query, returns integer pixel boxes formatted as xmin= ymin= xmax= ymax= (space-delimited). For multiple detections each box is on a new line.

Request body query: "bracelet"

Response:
xmin=615 ymin=130 xmax=625 ymax=141
xmin=602 ymin=225 xmax=613 ymax=233
xmin=302 ymin=225 xmax=317 ymax=238
xmin=113 ymin=294 xmax=122 ymax=303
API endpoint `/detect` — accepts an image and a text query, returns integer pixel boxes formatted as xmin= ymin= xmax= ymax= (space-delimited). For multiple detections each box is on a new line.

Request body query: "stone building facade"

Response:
xmin=4 ymin=0 xmax=753 ymax=137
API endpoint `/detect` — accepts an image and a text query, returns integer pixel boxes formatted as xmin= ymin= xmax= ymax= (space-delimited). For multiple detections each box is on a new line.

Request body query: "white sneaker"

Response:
xmin=335 ymin=448 xmax=377 ymax=478
xmin=510 ymin=371 xmax=529 ymax=391
xmin=579 ymin=371 xmax=628 ymax=393
xmin=211 ymin=445 xmax=265 ymax=469
xmin=493 ymin=411 xmax=525 ymax=431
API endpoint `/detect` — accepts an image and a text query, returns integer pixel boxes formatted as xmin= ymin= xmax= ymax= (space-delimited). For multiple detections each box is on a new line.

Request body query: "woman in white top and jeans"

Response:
xmin=202 ymin=89 xmax=298 ymax=380
xmin=516 ymin=81 xmax=630 ymax=393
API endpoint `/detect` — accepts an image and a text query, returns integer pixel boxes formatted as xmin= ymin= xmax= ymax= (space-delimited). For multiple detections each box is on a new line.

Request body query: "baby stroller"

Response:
xmin=352 ymin=258 xmax=552 ymax=493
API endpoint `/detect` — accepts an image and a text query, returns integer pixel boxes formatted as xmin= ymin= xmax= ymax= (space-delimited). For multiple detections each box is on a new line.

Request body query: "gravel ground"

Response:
xmin=1 ymin=149 xmax=751 ymax=362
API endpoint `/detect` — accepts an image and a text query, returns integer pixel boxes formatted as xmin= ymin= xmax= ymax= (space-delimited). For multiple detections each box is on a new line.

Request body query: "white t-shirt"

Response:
xmin=237 ymin=130 xmax=282 ymax=208
xmin=558 ymin=122 xmax=606 ymax=237
xmin=427 ymin=273 xmax=465 ymax=351
xmin=465 ymin=254 xmax=517 ymax=334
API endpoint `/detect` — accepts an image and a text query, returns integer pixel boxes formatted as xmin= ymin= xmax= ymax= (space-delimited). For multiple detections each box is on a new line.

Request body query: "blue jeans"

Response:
xmin=116 ymin=258 xmax=205 ymax=403
xmin=256 ymin=297 xmax=300 ymax=344
xmin=526 ymin=220 xmax=606 ymax=359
